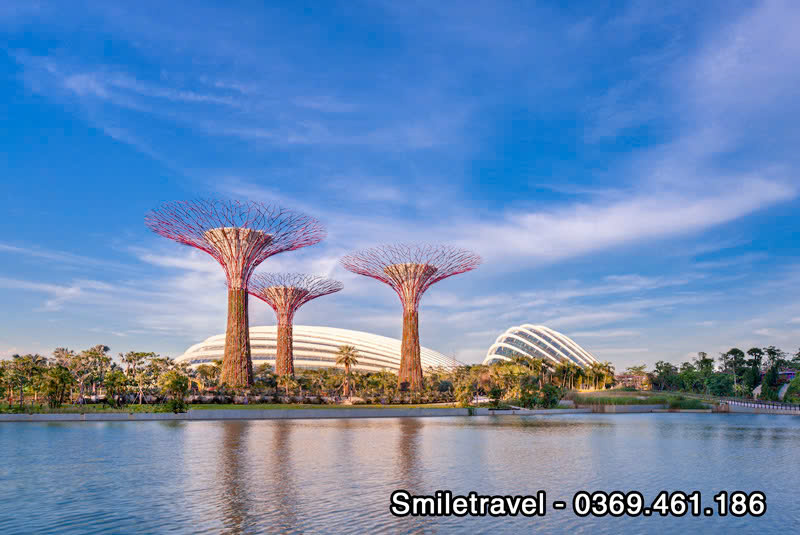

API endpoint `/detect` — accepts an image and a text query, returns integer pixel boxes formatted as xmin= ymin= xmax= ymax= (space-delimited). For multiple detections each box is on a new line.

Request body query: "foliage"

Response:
xmin=9 ymin=338 xmax=798 ymax=412
xmin=760 ymin=384 xmax=779 ymax=401
xmin=41 ymin=365 xmax=74 ymax=408
xmin=538 ymin=384 xmax=563 ymax=408
xmin=705 ymin=373 xmax=734 ymax=397
xmin=158 ymin=370 xmax=189 ymax=401
xmin=454 ymin=380 xmax=476 ymax=407
xmin=571 ymin=394 xmax=672 ymax=405
xmin=103 ymin=370 xmax=127 ymax=407
xmin=640 ymin=346 xmax=800 ymax=400
xmin=784 ymin=377 xmax=800 ymax=404
xmin=488 ymin=386 xmax=503 ymax=407
xmin=625 ymin=364 xmax=647 ymax=376
xmin=335 ymin=345 xmax=360 ymax=398
xmin=667 ymin=396 xmax=707 ymax=410
xmin=164 ymin=399 xmax=188 ymax=413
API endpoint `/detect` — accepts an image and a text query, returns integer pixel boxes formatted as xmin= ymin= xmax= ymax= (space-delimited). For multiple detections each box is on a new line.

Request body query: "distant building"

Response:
xmin=177 ymin=325 xmax=462 ymax=374
xmin=483 ymin=324 xmax=599 ymax=369
xmin=615 ymin=373 xmax=649 ymax=390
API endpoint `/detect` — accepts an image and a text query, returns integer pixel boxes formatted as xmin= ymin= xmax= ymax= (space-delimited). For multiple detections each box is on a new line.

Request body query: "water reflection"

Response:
xmin=218 ymin=422 xmax=250 ymax=535
xmin=264 ymin=420 xmax=299 ymax=532
xmin=395 ymin=418 xmax=424 ymax=492
xmin=3 ymin=414 xmax=800 ymax=534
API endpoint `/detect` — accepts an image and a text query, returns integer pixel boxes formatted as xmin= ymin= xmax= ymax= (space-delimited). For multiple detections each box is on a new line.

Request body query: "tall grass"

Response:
xmin=571 ymin=394 xmax=709 ymax=408
xmin=571 ymin=395 xmax=672 ymax=405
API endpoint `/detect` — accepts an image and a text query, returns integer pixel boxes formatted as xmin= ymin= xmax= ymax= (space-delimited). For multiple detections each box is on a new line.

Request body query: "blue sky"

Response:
xmin=2 ymin=0 xmax=800 ymax=368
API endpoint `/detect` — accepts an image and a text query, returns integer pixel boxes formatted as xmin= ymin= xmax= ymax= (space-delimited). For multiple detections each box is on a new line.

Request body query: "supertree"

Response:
xmin=145 ymin=200 xmax=325 ymax=387
xmin=248 ymin=273 xmax=343 ymax=377
xmin=340 ymin=244 xmax=481 ymax=390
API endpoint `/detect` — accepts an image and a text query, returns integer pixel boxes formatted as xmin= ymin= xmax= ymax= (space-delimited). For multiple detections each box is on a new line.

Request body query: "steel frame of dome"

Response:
xmin=483 ymin=324 xmax=598 ymax=369
xmin=177 ymin=325 xmax=462 ymax=374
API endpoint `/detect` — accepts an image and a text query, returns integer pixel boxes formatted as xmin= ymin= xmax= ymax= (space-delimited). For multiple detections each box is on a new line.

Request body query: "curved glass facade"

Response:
xmin=177 ymin=325 xmax=462 ymax=373
xmin=483 ymin=324 xmax=598 ymax=369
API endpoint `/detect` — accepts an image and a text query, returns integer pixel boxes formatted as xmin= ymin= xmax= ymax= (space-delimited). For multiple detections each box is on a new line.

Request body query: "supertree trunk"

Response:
xmin=221 ymin=287 xmax=253 ymax=387
xmin=399 ymin=307 xmax=423 ymax=390
xmin=275 ymin=312 xmax=294 ymax=377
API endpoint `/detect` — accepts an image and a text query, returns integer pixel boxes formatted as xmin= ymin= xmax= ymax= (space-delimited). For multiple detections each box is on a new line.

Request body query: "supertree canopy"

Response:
xmin=341 ymin=244 xmax=481 ymax=390
xmin=248 ymin=273 xmax=343 ymax=377
xmin=145 ymin=200 xmax=325 ymax=387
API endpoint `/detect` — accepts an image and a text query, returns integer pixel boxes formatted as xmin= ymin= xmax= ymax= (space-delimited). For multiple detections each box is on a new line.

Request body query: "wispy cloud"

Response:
xmin=457 ymin=179 xmax=794 ymax=264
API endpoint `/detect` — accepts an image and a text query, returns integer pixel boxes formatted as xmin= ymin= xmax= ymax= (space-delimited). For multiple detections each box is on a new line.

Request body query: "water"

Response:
xmin=0 ymin=413 xmax=797 ymax=534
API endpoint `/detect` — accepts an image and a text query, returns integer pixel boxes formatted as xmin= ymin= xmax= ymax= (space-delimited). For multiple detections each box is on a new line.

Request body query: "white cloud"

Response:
xmin=457 ymin=179 xmax=794 ymax=264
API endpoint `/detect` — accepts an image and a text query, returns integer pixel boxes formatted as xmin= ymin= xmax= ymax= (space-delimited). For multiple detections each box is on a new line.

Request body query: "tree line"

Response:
xmin=1 ymin=345 xmax=616 ymax=411
xmin=629 ymin=346 xmax=800 ymax=401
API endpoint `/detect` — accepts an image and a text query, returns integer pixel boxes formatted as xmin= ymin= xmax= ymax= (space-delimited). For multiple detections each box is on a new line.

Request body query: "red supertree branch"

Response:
xmin=248 ymin=273 xmax=343 ymax=376
xmin=145 ymin=200 xmax=326 ymax=288
xmin=340 ymin=243 xmax=482 ymax=311
xmin=144 ymin=200 xmax=326 ymax=388
xmin=248 ymin=273 xmax=343 ymax=321
xmin=340 ymin=244 xmax=480 ymax=390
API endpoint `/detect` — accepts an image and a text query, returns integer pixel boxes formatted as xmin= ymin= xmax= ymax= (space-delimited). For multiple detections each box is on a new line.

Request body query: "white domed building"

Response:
xmin=177 ymin=325 xmax=462 ymax=373
xmin=483 ymin=324 xmax=598 ymax=369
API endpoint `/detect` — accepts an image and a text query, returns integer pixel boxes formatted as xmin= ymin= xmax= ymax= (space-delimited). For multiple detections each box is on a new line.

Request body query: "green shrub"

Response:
xmin=668 ymin=398 xmax=707 ymax=410
xmin=705 ymin=373 xmax=734 ymax=397
xmin=785 ymin=377 xmax=800 ymax=404
xmin=519 ymin=388 xmax=539 ymax=409
xmin=539 ymin=384 xmax=562 ymax=409
xmin=455 ymin=381 xmax=475 ymax=407
xmin=488 ymin=386 xmax=503 ymax=408
xmin=163 ymin=399 xmax=187 ymax=413
xmin=760 ymin=384 xmax=779 ymax=401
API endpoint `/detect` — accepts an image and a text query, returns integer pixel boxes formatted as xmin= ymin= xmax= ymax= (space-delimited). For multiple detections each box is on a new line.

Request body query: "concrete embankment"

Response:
xmin=7 ymin=403 xmax=797 ymax=421
xmin=0 ymin=408 xmax=466 ymax=422
xmin=724 ymin=403 xmax=800 ymax=416
xmin=0 ymin=407 xmax=593 ymax=422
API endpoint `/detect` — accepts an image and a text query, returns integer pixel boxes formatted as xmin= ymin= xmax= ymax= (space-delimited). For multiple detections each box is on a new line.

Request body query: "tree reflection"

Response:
xmin=265 ymin=420 xmax=299 ymax=532
xmin=394 ymin=418 xmax=428 ymax=534
xmin=218 ymin=421 xmax=250 ymax=535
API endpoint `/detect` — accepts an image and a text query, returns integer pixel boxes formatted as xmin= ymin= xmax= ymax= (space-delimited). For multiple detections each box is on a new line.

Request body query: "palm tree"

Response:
xmin=26 ymin=354 xmax=48 ymax=402
xmin=574 ymin=367 xmax=587 ymax=390
xmin=602 ymin=361 xmax=615 ymax=389
xmin=335 ymin=345 xmax=360 ymax=399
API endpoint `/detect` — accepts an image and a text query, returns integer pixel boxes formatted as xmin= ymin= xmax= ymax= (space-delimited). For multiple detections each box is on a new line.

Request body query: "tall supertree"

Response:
xmin=248 ymin=273 xmax=343 ymax=377
xmin=145 ymin=200 xmax=325 ymax=387
xmin=341 ymin=244 xmax=481 ymax=390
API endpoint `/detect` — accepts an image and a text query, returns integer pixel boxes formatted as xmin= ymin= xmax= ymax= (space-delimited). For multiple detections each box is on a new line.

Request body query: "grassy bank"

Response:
xmin=190 ymin=403 xmax=457 ymax=410
xmin=0 ymin=403 xmax=173 ymax=414
xmin=0 ymin=402 xmax=459 ymax=414
xmin=570 ymin=392 xmax=709 ymax=409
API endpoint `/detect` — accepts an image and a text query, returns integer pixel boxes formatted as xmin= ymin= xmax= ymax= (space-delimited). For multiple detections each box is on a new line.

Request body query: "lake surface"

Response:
xmin=1 ymin=413 xmax=798 ymax=534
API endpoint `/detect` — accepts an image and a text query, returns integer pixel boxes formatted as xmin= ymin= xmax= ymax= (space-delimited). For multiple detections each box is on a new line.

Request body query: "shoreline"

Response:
xmin=1 ymin=403 xmax=798 ymax=422
xmin=0 ymin=407 xmax=583 ymax=422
